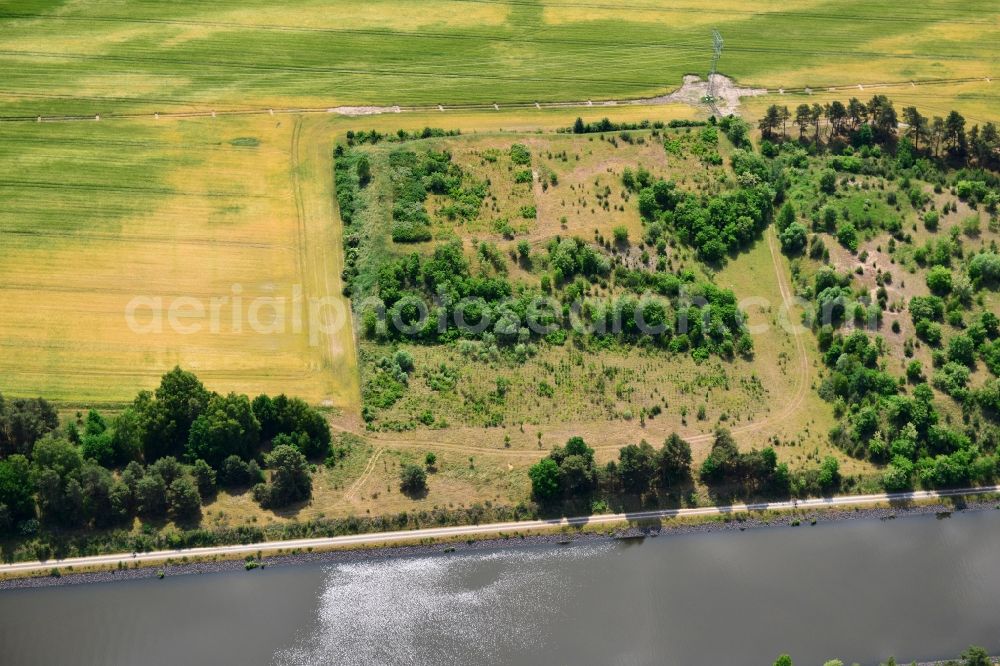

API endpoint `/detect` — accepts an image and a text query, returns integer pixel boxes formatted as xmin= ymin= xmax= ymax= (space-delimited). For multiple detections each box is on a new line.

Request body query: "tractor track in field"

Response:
xmin=344 ymin=447 xmax=385 ymax=501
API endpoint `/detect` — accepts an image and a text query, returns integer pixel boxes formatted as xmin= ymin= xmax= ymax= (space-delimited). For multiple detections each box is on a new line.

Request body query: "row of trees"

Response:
xmin=527 ymin=430 xmax=840 ymax=506
xmin=0 ymin=369 xmax=333 ymax=534
xmin=759 ymin=96 xmax=999 ymax=167
xmin=528 ymin=435 xmax=693 ymax=503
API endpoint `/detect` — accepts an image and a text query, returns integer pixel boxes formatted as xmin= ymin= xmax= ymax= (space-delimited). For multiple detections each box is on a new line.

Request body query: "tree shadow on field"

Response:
xmin=400 ymin=485 xmax=428 ymax=501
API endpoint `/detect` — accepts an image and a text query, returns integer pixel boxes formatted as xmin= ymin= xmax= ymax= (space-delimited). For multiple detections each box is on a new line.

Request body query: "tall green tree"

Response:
xmin=617 ymin=441 xmax=657 ymax=495
xmin=0 ymin=454 xmax=35 ymax=528
xmin=187 ymin=392 xmax=261 ymax=468
xmin=255 ymin=444 xmax=312 ymax=508
xmin=141 ymin=367 xmax=211 ymax=461
xmin=657 ymin=433 xmax=693 ymax=488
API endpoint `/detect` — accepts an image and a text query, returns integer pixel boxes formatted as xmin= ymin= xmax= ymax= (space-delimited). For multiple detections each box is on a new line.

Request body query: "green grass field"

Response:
xmin=0 ymin=0 xmax=996 ymax=118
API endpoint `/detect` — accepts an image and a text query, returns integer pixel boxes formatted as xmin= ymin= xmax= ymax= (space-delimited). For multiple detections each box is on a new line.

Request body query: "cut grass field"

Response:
xmin=0 ymin=0 xmax=996 ymax=120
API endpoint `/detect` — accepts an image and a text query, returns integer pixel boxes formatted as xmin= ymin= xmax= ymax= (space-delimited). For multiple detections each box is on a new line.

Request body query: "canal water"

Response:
xmin=2 ymin=508 xmax=999 ymax=665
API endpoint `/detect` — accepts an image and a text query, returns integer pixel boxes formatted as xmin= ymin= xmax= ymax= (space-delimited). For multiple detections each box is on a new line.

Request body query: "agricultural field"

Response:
xmin=0 ymin=115 xmax=358 ymax=409
xmin=0 ymin=0 xmax=996 ymax=120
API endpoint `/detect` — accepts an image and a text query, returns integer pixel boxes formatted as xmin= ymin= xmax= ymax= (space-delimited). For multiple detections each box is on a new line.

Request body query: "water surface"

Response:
xmin=2 ymin=509 xmax=999 ymax=665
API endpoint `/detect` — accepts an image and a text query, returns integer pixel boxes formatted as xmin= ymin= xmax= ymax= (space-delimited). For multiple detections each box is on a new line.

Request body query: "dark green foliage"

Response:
xmin=616 ymin=441 xmax=657 ymax=495
xmin=140 ymin=367 xmax=211 ymax=462
xmin=836 ymin=222 xmax=858 ymax=252
xmin=81 ymin=429 xmax=115 ymax=468
xmin=948 ymin=334 xmax=976 ymax=367
xmin=191 ymin=459 xmax=217 ymax=499
xmin=638 ymin=174 xmax=774 ymax=263
xmin=779 ymin=222 xmax=808 ymax=254
xmin=718 ymin=115 xmax=751 ymax=148
xmin=699 ymin=428 xmax=786 ymax=493
xmin=187 ymin=393 xmax=261 ymax=469
xmin=968 ymin=251 xmax=1000 ymax=288
xmin=253 ymin=445 xmax=312 ymax=509
xmin=926 ymin=266 xmax=952 ymax=295
xmin=817 ymin=456 xmax=840 ymax=491
xmin=136 ymin=473 xmax=168 ymax=517
xmin=252 ymin=394 xmax=331 ymax=459
xmin=109 ymin=407 xmax=144 ymax=466
xmin=31 ymin=436 xmax=85 ymax=526
xmin=80 ymin=462 xmax=115 ymax=528
xmin=657 ymin=433 xmax=693 ymax=489
xmin=147 ymin=456 xmax=183 ymax=487
xmin=0 ymin=454 xmax=35 ymax=529
xmin=529 ymin=437 xmax=598 ymax=501
xmin=909 ymin=295 xmax=945 ymax=323
xmin=961 ymin=646 xmax=991 ymax=666
xmin=566 ymin=117 xmax=671 ymax=135
xmin=399 ymin=463 xmax=428 ymax=495
xmin=529 ymin=458 xmax=560 ymax=502
xmin=168 ymin=476 xmax=201 ymax=521
xmin=0 ymin=394 xmax=59 ymax=457
xmin=219 ymin=455 xmax=261 ymax=488
xmin=819 ymin=168 xmax=837 ymax=193
xmin=344 ymin=128 xmax=460 ymax=147
xmin=933 ymin=362 xmax=970 ymax=399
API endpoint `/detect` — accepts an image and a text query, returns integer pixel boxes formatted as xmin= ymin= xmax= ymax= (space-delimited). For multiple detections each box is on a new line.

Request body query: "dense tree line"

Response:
xmin=0 ymin=369 xmax=333 ymax=535
xmin=758 ymin=96 xmax=1000 ymax=170
xmin=343 ymin=127 xmax=461 ymax=147
xmin=528 ymin=428 xmax=844 ymax=507
xmin=564 ymin=116 xmax=701 ymax=134
xmin=528 ymin=434 xmax=693 ymax=503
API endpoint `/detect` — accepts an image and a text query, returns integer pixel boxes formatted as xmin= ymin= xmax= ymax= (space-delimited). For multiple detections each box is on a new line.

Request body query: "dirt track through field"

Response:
xmin=344 ymin=447 xmax=384 ymax=500
xmin=0 ymin=75 xmax=990 ymax=124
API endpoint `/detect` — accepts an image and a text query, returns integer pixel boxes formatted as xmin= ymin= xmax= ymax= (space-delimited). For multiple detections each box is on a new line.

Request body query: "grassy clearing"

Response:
xmin=341 ymin=124 xmax=864 ymax=500
xmin=0 ymin=0 xmax=996 ymax=119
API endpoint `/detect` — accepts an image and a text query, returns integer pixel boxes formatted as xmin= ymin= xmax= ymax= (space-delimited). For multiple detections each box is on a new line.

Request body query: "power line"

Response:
xmin=704 ymin=30 xmax=724 ymax=116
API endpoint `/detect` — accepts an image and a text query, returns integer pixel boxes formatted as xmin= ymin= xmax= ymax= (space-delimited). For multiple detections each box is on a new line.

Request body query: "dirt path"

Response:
xmin=344 ymin=447 xmax=384 ymax=501
xmin=700 ymin=226 xmax=810 ymax=442
xmin=5 ymin=74 xmax=992 ymax=125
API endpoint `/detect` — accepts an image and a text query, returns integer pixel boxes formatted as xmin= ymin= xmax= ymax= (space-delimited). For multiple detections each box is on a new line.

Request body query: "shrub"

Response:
xmin=509 ymin=144 xmax=531 ymax=166
xmin=836 ymin=222 xmax=858 ymax=252
xmin=819 ymin=169 xmax=837 ymax=194
xmin=528 ymin=458 xmax=560 ymax=501
xmin=399 ymin=463 xmax=427 ymax=495
xmin=926 ymin=266 xmax=952 ymax=295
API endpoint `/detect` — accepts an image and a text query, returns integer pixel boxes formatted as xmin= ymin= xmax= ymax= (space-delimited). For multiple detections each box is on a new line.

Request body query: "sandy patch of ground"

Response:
xmin=636 ymin=75 xmax=768 ymax=116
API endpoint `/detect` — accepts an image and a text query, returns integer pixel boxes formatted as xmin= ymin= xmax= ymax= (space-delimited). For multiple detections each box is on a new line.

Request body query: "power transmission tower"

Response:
xmin=704 ymin=30 xmax=724 ymax=115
